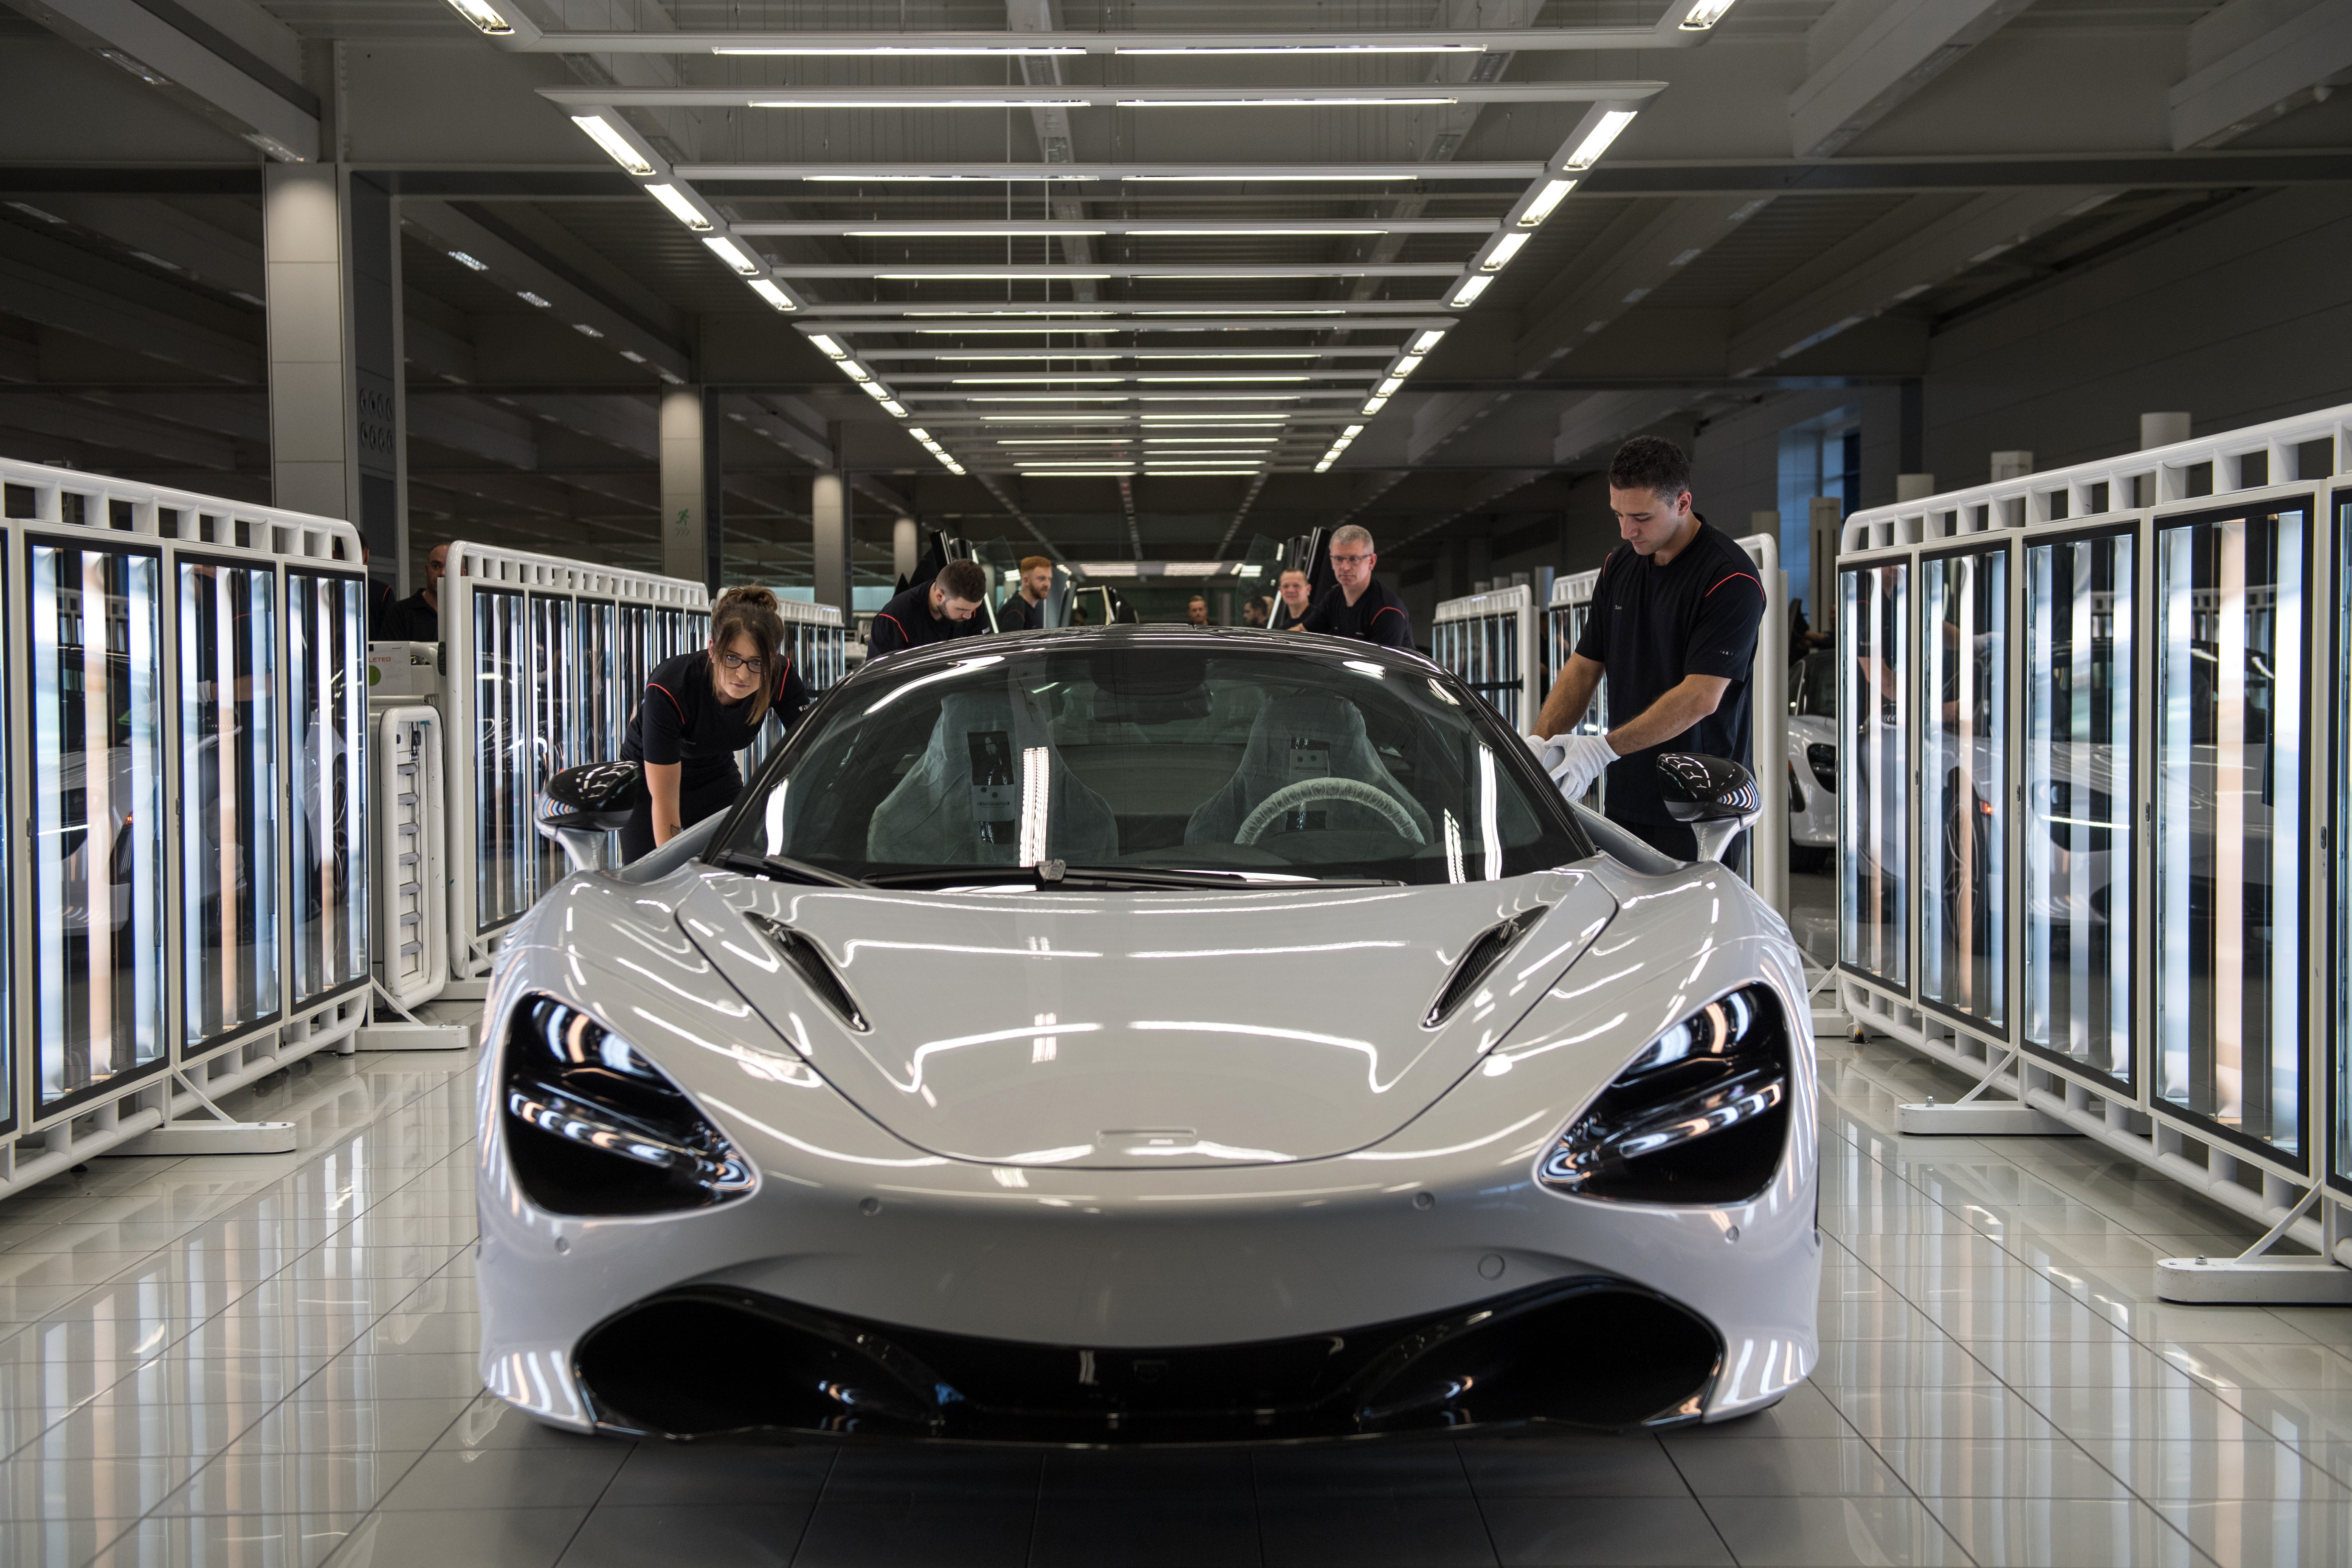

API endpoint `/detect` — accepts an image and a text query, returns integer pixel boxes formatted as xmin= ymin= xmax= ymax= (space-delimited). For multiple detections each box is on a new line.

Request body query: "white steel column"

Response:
xmin=659 ymin=387 xmax=705 ymax=585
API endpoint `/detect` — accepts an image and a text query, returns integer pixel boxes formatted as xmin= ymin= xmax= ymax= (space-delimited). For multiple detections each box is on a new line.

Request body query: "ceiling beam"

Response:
xmin=2172 ymin=0 xmax=2352 ymax=149
xmin=735 ymin=219 xmax=1502 ymax=237
xmin=1789 ymin=0 xmax=2034 ymax=159
xmin=542 ymin=82 xmax=1666 ymax=110
xmin=763 ymin=263 xmax=1463 ymax=279
xmin=507 ymin=25 xmax=1700 ymax=55
xmin=10 ymin=0 xmax=318 ymax=160
xmin=686 ymin=162 xmax=1546 ymax=183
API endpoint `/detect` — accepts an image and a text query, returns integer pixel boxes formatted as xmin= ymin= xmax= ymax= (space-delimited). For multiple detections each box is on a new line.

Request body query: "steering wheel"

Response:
xmin=1237 ymin=778 xmax=1427 ymax=847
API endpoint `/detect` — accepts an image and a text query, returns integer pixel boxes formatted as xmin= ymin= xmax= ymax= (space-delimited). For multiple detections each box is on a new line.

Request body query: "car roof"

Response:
xmin=842 ymin=624 xmax=1439 ymax=693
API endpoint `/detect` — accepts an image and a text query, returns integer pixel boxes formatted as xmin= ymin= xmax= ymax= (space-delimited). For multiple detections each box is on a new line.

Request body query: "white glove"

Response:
xmin=1527 ymin=732 xmax=1616 ymax=801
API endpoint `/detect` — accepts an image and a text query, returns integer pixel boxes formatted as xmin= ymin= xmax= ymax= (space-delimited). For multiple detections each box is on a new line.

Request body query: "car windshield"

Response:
xmin=1793 ymin=649 xmax=1837 ymax=717
xmin=721 ymin=637 xmax=1591 ymax=885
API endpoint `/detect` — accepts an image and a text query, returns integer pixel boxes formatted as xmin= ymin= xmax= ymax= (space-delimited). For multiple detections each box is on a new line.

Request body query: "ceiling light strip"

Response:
xmin=543 ymin=83 xmax=1667 ymax=109
xmin=514 ymin=28 xmax=1701 ymax=56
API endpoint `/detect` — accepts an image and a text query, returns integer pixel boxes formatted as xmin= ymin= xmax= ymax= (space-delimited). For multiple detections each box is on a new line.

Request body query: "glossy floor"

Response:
xmin=1 ymin=902 xmax=2348 ymax=1565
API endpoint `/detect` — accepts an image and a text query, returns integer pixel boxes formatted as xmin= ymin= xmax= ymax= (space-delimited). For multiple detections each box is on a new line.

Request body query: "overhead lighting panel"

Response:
xmin=571 ymin=115 xmax=654 ymax=177
xmin=748 ymin=278 xmax=798 ymax=311
xmin=1411 ymin=329 xmax=1448 ymax=353
xmin=1563 ymin=110 xmax=1639 ymax=171
xmin=702 ymin=236 xmax=762 ymax=276
xmin=516 ymin=290 xmax=551 ymax=308
xmin=848 ymin=227 xmax=1111 ymax=238
xmin=717 ymin=45 xmax=1084 ymax=56
xmin=1450 ymin=275 xmax=1492 ymax=308
xmin=1518 ymin=177 xmax=1577 ymax=228
xmin=442 ymin=0 xmax=513 ymax=36
xmin=1680 ymin=0 xmax=1742 ymax=29
xmin=1480 ymin=232 xmax=1530 ymax=273
xmin=1115 ymin=44 xmax=1483 ymax=55
xmin=753 ymin=96 xmax=1090 ymax=109
xmin=1117 ymin=96 xmax=1455 ymax=108
xmin=806 ymin=334 xmax=849 ymax=358
xmin=446 ymin=250 xmax=488 ymax=271
xmin=645 ymin=183 xmax=713 ymax=231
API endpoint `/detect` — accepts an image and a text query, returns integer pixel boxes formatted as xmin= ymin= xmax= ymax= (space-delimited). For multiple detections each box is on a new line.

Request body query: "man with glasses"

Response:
xmin=1300 ymin=525 xmax=1414 ymax=649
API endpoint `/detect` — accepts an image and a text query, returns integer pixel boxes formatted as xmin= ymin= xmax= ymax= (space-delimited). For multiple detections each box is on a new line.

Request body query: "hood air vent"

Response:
xmin=746 ymin=914 xmax=867 ymax=1033
xmin=1424 ymin=907 xmax=1549 ymax=1029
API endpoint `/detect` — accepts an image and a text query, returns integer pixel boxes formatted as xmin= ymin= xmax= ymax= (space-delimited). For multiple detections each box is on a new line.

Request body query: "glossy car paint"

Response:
xmin=474 ymin=635 xmax=1822 ymax=1438
xmin=1787 ymin=713 xmax=1837 ymax=850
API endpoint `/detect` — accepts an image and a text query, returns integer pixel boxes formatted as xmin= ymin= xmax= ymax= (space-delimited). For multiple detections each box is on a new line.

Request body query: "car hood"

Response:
xmin=1786 ymin=714 xmax=1836 ymax=746
xmin=675 ymin=869 xmax=1616 ymax=1168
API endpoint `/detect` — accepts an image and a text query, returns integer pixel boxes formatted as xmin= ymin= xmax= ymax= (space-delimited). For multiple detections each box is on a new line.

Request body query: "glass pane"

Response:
xmin=656 ymin=607 xmax=687 ymax=663
xmin=473 ymin=588 xmax=533 ymax=932
xmin=1920 ymin=547 xmax=2008 ymax=1027
xmin=180 ymin=560 xmax=279 ymax=1048
xmin=2155 ymin=506 xmax=2305 ymax=1157
xmin=0 ymin=549 xmax=10 ymax=1132
xmin=576 ymin=600 xmax=620 ymax=761
xmin=31 ymin=542 xmax=165 ymax=1109
xmin=2339 ymin=499 xmax=2352 ymax=1189
xmin=288 ymin=571 xmax=366 ymax=1004
xmin=1839 ymin=561 xmax=1909 ymax=983
xmin=2024 ymin=532 xmax=2135 ymax=1083
xmin=617 ymin=602 xmax=652 ymax=723
xmin=529 ymin=594 xmax=575 ymax=890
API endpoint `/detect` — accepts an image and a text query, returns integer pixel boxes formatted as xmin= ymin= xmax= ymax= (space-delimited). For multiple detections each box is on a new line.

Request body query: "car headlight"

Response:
xmin=1538 ymin=983 xmax=1790 ymax=1205
xmin=503 ymin=994 xmax=755 ymax=1216
xmin=1806 ymin=743 xmax=1837 ymax=794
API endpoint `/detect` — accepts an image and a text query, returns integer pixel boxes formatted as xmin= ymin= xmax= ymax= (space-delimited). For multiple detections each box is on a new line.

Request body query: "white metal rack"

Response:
xmin=1836 ymin=402 xmax=2352 ymax=1299
xmin=0 ymin=458 xmax=369 ymax=1196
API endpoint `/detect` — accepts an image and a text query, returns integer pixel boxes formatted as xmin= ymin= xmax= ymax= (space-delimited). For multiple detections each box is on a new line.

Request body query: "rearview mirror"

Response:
xmin=1656 ymin=753 xmax=1760 ymax=866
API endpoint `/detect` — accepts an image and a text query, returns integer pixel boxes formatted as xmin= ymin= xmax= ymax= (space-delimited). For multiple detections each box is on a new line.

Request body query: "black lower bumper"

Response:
xmin=574 ymin=1278 xmax=1723 ymax=1445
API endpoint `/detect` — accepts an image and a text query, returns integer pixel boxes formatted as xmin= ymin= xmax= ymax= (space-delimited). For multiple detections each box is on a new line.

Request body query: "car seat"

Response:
xmin=867 ymin=686 xmax=1121 ymax=866
xmin=1183 ymin=689 xmax=1431 ymax=846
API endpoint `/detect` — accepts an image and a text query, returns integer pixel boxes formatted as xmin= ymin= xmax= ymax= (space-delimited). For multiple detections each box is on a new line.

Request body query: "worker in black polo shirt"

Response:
xmin=998 ymin=555 xmax=1053 ymax=631
xmin=1299 ymin=524 xmax=1414 ymax=648
xmin=868 ymin=559 xmax=989 ymax=659
xmin=1531 ymin=436 xmax=1765 ymax=861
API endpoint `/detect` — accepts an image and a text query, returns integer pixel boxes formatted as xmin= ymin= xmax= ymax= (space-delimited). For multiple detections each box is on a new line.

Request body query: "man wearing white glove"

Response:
xmin=1529 ymin=436 xmax=1766 ymax=861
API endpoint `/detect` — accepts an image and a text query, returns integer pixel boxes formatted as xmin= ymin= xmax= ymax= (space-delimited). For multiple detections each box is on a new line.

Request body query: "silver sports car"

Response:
xmin=477 ymin=628 xmax=1819 ymax=1445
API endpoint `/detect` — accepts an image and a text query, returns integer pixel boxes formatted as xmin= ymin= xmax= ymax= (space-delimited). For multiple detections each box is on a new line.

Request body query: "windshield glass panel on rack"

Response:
xmin=726 ymin=642 xmax=1589 ymax=886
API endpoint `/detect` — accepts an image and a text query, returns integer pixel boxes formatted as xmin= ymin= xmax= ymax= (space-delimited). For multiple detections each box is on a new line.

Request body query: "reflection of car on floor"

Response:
xmin=477 ymin=628 xmax=1819 ymax=1445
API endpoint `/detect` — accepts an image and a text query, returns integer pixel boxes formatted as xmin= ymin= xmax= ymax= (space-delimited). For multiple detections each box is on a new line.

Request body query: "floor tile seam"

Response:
xmin=546 ymin=1438 xmax=634 ymax=1568
xmin=1650 ymin=1431 xmax=1757 ymax=1568
xmin=1447 ymin=1439 xmax=1506 ymax=1567
xmin=0 ymin=1235 xmax=476 ymax=1466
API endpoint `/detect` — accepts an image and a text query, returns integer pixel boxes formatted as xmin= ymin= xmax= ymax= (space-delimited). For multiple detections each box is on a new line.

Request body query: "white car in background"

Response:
xmin=1786 ymin=650 xmax=1837 ymax=873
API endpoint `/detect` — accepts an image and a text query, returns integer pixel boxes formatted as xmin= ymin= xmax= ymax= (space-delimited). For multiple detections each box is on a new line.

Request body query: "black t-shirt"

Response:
xmin=1300 ymin=579 xmax=1414 ymax=648
xmin=1269 ymin=600 xmax=1307 ymax=631
xmin=998 ymin=592 xmax=1046 ymax=631
xmin=869 ymin=583 xmax=984 ymax=658
xmin=366 ymin=578 xmax=397 ymax=641
xmin=1573 ymin=523 xmax=1766 ymax=825
xmin=622 ymin=651 xmax=810 ymax=790
xmin=383 ymin=591 xmax=438 ymax=642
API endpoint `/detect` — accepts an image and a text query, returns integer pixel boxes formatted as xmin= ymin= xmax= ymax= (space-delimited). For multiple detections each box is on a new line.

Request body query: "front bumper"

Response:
xmin=575 ymin=1277 xmax=1722 ymax=1443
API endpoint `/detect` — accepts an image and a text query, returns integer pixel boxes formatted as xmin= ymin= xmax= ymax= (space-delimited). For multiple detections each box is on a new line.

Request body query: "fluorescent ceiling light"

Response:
xmin=703 ymin=236 xmax=761 ymax=275
xmin=1564 ymin=110 xmax=1638 ymax=171
xmin=516 ymin=290 xmax=551 ymax=307
xmin=851 ymin=228 xmax=1111 ymax=238
xmin=952 ymin=376 xmax=1124 ymax=384
xmin=880 ymin=399 xmax=909 ymax=416
xmin=1025 ymin=471 xmax=1137 ymax=477
xmin=1132 ymin=227 xmax=1382 ymax=236
xmin=1411 ymin=329 xmax=1447 ymax=353
xmin=446 ymin=250 xmax=488 ymax=271
xmin=1118 ymin=96 xmax=1455 ymax=107
xmin=1680 ymin=0 xmax=1741 ymax=29
xmin=807 ymin=172 xmax=1092 ymax=181
xmin=1115 ymin=44 xmax=1482 ymax=55
xmin=1123 ymin=174 xmax=1396 ymax=181
xmin=618 ymin=349 xmax=647 ymax=364
xmin=572 ymin=322 xmax=603 ymax=338
xmin=841 ymin=362 xmax=873 ymax=380
xmin=1362 ymin=395 xmax=1389 ymax=413
xmin=1481 ymin=232 xmax=1530 ymax=272
xmin=572 ymin=115 xmax=654 ymax=177
xmin=645 ymin=183 xmax=713 ymax=231
xmin=749 ymin=278 xmax=797 ymax=311
xmin=1342 ymin=424 xmax=1366 ymax=439
xmin=754 ymin=96 xmax=1090 ymax=109
xmin=807 ymin=334 xmax=848 ymax=358
xmin=442 ymin=0 xmax=512 ymax=36
xmin=1520 ymin=177 xmax=1576 ymax=227
xmin=875 ymin=273 xmax=1113 ymax=281
xmin=1376 ymin=377 xmax=1404 ymax=397
xmin=1450 ymin=275 xmax=1492 ymax=307
xmin=905 ymin=309 xmax=1117 ymax=317
xmin=1137 ymin=376 xmax=1311 ymax=383
xmin=857 ymin=379 xmax=892 ymax=399
xmin=717 ymin=45 xmax=1084 ymax=56
xmin=939 ymin=351 xmax=1318 ymax=360
xmin=1394 ymin=355 xmax=1426 ymax=377
xmin=907 ymin=428 xmax=933 ymax=440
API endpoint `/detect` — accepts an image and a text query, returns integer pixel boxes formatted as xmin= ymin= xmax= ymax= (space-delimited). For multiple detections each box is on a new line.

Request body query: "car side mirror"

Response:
xmin=1656 ymin=753 xmax=1760 ymax=866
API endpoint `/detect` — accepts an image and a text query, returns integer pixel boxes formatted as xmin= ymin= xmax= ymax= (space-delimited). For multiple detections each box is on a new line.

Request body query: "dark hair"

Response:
xmin=710 ymin=585 xmax=786 ymax=726
xmin=1608 ymin=435 xmax=1692 ymax=500
xmin=936 ymin=559 xmax=989 ymax=602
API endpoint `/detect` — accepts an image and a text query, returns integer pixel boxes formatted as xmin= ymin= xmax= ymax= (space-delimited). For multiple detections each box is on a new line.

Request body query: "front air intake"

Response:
xmin=1425 ymin=906 xmax=1549 ymax=1028
xmin=746 ymin=914 xmax=867 ymax=1031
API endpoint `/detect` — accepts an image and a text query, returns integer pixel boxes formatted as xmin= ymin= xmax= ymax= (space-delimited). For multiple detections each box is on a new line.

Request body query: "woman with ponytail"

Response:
xmin=620 ymin=586 xmax=807 ymax=860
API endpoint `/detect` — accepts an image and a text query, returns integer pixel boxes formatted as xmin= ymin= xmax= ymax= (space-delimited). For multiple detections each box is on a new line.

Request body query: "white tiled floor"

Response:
xmin=0 ymin=881 xmax=2348 ymax=1566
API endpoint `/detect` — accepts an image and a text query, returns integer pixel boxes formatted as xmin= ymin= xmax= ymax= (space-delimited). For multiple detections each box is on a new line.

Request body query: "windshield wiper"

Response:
xmin=865 ymin=864 xmax=1402 ymax=891
xmin=713 ymin=850 xmax=869 ymax=890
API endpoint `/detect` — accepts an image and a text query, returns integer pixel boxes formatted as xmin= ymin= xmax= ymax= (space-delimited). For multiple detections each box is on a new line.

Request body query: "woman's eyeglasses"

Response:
xmin=717 ymin=652 xmax=767 ymax=676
